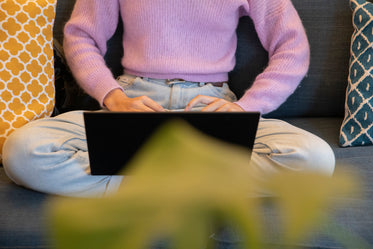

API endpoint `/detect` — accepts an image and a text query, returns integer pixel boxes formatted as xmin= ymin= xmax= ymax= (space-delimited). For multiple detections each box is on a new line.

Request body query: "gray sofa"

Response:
xmin=1 ymin=0 xmax=372 ymax=248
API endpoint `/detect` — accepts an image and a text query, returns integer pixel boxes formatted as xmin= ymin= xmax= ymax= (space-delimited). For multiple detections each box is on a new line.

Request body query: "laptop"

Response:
xmin=84 ymin=111 xmax=260 ymax=175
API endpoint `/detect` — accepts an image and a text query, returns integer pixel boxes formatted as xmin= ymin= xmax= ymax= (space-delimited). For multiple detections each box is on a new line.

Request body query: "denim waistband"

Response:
xmin=125 ymin=74 xmax=227 ymax=87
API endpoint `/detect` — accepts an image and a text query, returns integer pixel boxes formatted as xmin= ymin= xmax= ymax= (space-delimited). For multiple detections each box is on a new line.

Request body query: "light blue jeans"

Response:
xmin=2 ymin=75 xmax=335 ymax=197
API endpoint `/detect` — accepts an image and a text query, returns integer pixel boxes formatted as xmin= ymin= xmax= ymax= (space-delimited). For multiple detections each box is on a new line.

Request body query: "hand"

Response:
xmin=185 ymin=95 xmax=244 ymax=112
xmin=103 ymin=89 xmax=165 ymax=112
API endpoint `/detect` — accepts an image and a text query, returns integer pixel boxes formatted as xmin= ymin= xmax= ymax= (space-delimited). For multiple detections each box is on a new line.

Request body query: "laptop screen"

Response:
xmin=84 ymin=112 xmax=260 ymax=175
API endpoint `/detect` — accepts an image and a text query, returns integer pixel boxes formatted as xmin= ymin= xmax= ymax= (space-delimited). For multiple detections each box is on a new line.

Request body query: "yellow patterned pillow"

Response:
xmin=0 ymin=0 xmax=56 ymax=163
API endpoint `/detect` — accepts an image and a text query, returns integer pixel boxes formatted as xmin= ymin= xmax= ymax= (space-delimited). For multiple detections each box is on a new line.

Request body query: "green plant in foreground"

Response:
xmin=49 ymin=120 xmax=364 ymax=249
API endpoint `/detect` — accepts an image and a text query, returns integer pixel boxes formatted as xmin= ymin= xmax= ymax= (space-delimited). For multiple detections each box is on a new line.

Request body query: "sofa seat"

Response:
xmin=1 ymin=117 xmax=372 ymax=249
xmin=0 ymin=167 xmax=49 ymax=248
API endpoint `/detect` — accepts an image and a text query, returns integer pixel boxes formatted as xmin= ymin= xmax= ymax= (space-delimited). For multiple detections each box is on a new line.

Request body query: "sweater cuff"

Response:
xmin=92 ymin=79 xmax=122 ymax=107
xmin=234 ymin=100 xmax=263 ymax=115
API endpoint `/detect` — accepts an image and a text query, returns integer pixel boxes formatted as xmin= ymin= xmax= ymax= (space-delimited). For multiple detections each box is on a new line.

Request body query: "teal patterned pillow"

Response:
xmin=340 ymin=0 xmax=373 ymax=147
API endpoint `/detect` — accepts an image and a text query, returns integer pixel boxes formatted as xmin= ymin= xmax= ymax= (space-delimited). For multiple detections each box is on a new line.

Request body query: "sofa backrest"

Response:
xmin=54 ymin=0 xmax=353 ymax=118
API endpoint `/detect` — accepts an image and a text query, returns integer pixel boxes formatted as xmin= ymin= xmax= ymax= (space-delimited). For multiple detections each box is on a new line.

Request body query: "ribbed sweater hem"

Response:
xmin=124 ymin=69 xmax=229 ymax=83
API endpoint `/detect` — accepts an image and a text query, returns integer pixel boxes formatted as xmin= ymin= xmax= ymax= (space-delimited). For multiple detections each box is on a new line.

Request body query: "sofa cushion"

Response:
xmin=0 ymin=0 xmax=57 ymax=162
xmin=1 ymin=118 xmax=373 ymax=249
xmin=0 ymin=166 xmax=50 ymax=248
xmin=285 ymin=117 xmax=373 ymax=248
xmin=340 ymin=0 xmax=373 ymax=147
xmin=266 ymin=0 xmax=352 ymax=118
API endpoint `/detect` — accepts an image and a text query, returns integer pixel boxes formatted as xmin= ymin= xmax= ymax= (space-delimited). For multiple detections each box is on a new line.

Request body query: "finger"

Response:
xmin=140 ymin=96 xmax=165 ymax=112
xmin=185 ymin=95 xmax=218 ymax=111
xmin=216 ymin=103 xmax=245 ymax=112
xmin=201 ymin=99 xmax=229 ymax=112
xmin=215 ymin=104 xmax=232 ymax=112
xmin=135 ymin=105 xmax=156 ymax=112
xmin=129 ymin=100 xmax=155 ymax=112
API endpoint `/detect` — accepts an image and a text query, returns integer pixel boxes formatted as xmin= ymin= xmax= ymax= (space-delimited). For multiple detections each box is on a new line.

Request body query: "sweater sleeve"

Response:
xmin=235 ymin=0 xmax=310 ymax=114
xmin=63 ymin=0 xmax=121 ymax=106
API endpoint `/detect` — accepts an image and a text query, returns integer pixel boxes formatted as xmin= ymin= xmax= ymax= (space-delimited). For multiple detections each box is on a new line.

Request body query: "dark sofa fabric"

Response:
xmin=1 ymin=118 xmax=372 ymax=248
xmin=232 ymin=1 xmax=353 ymax=118
xmin=1 ymin=0 xmax=372 ymax=248
xmin=0 ymin=167 xmax=49 ymax=248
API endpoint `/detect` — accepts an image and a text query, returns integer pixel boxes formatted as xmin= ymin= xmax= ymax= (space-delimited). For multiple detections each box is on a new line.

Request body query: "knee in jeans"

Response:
xmin=2 ymin=124 xmax=43 ymax=187
xmin=255 ymin=119 xmax=335 ymax=176
xmin=297 ymin=137 xmax=335 ymax=176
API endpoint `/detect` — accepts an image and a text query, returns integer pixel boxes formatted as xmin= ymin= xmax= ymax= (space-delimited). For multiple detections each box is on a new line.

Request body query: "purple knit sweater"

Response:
xmin=64 ymin=0 xmax=310 ymax=114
